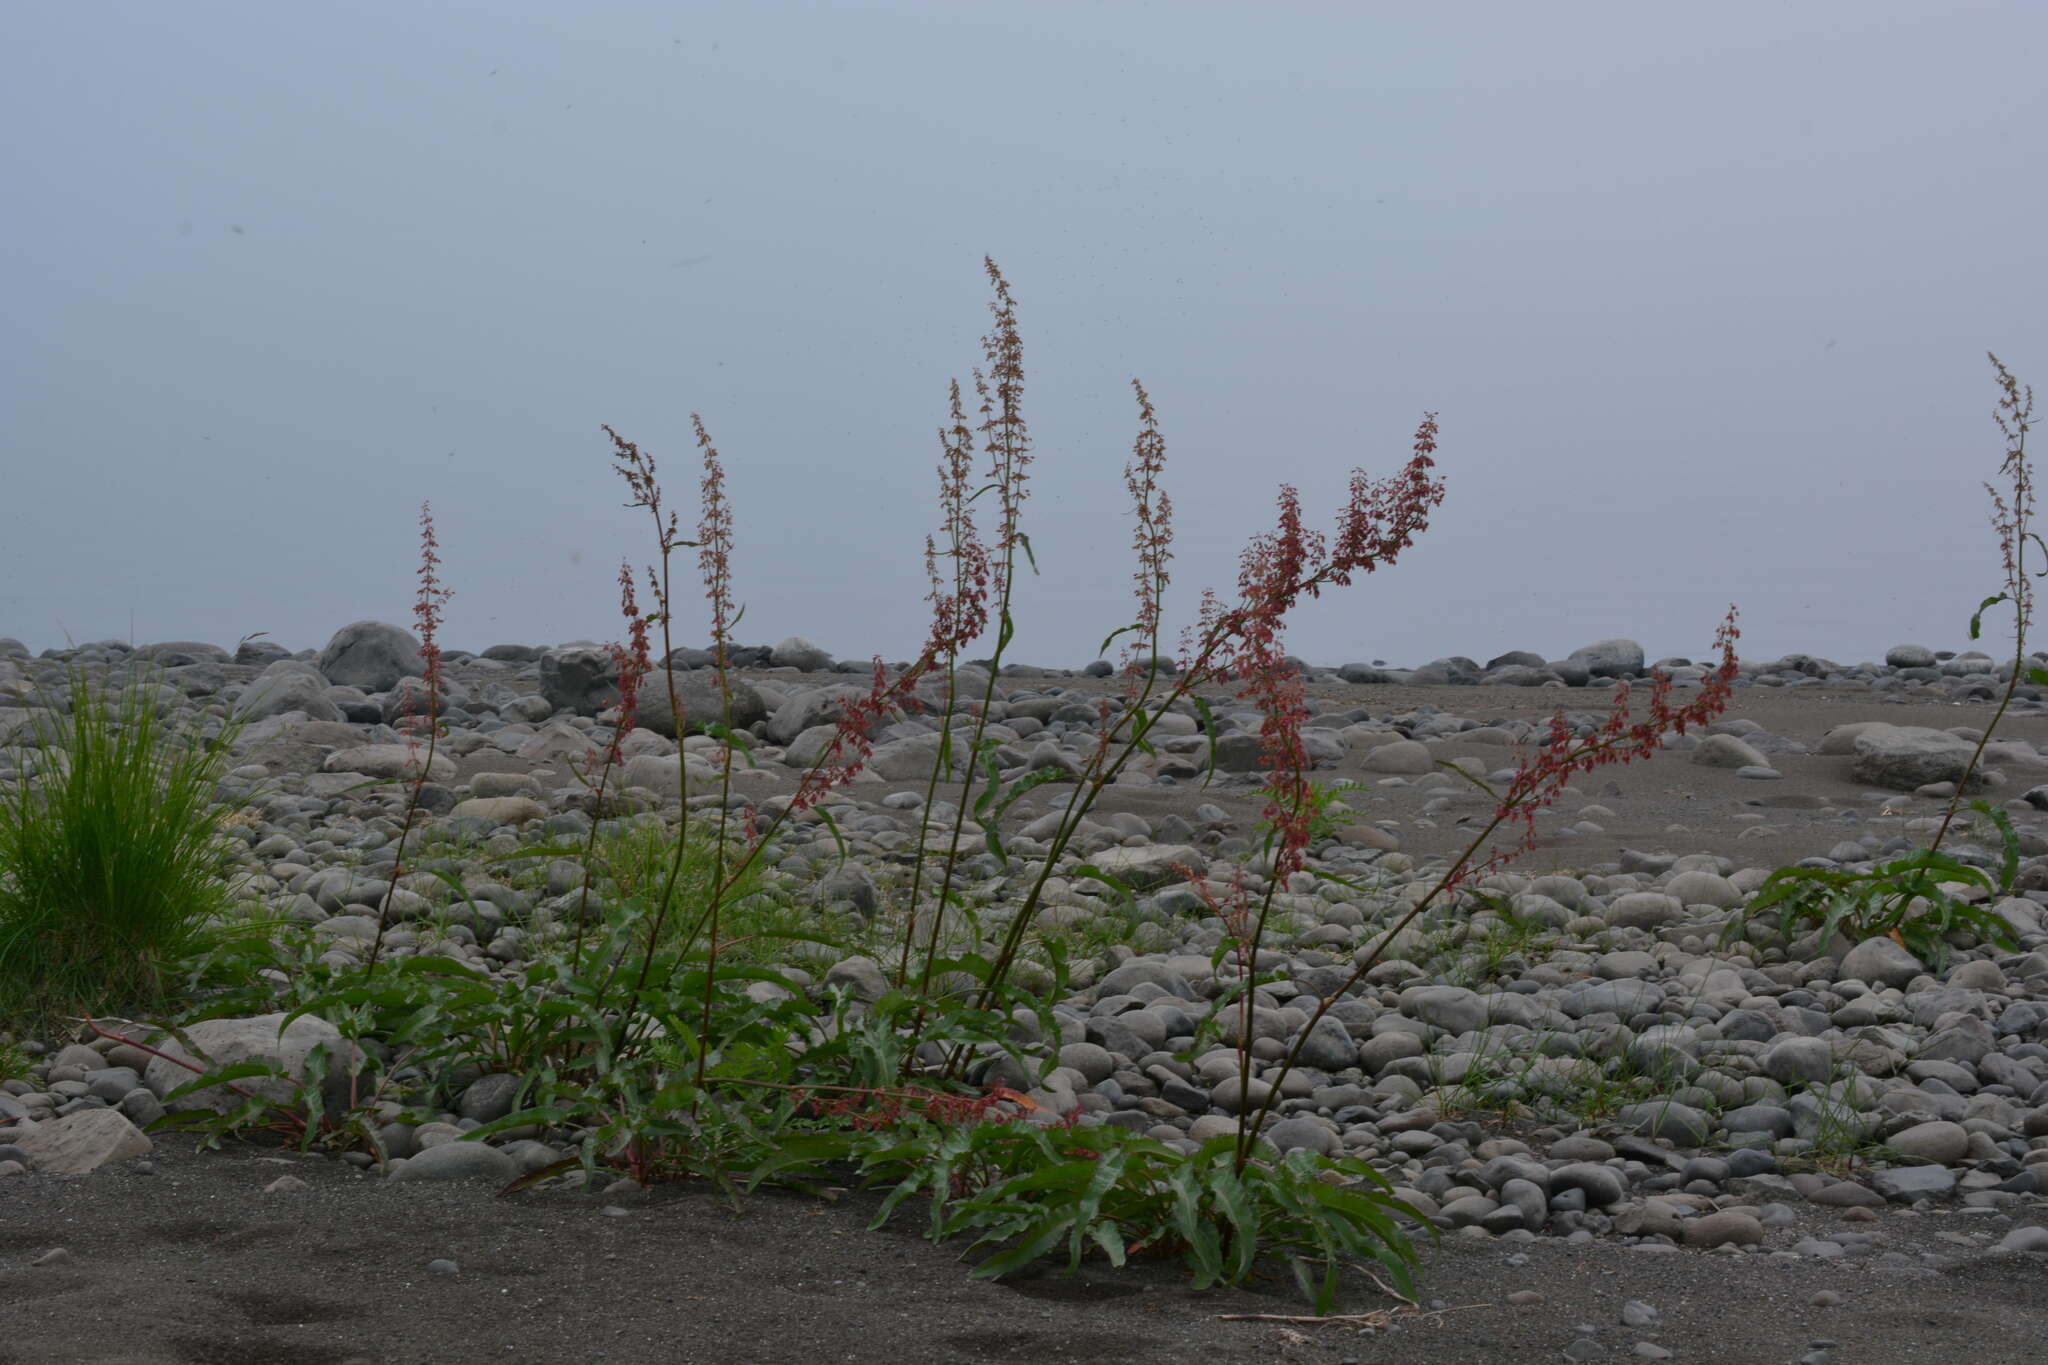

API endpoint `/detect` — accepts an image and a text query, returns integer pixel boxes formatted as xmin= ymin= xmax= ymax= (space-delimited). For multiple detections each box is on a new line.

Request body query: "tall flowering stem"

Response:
xmin=971 ymin=415 xmax=1448 ymax=1021
xmin=605 ymin=422 xmax=687 ymax=756
xmin=1232 ymin=607 xmax=1742 ymax=1162
xmin=979 ymin=257 xmax=1032 ymax=583
xmin=603 ymin=424 xmax=704 ymax=1054
xmin=567 ymin=563 xmax=655 ymax=965
xmin=897 ymin=382 xmax=991 ymax=988
xmin=907 ymin=260 xmax=1037 ymax=1025
xmin=364 ymin=502 xmax=452 ymax=978
xmin=1124 ymin=379 xmax=1174 ymax=666
xmin=1932 ymin=355 xmax=2038 ymax=851
xmin=695 ymin=415 xmax=738 ymax=678
xmin=683 ymin=416 xmax=744 ymax=1087
xmin=1078 ymin=381 xmax=1182 ymax=789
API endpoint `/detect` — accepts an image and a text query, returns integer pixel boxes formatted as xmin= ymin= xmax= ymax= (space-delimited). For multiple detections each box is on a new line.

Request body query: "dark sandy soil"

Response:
xmin=5 ymin=676 xmax=2046 ymax=1364
xmin=3 ymin=1136 xmax=2043 ymax=1365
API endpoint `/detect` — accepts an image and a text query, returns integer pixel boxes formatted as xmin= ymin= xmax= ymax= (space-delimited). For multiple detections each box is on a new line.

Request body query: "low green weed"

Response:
xmin=772 ymin=1121 xmax=1421 ymax=1315
xmin=1722 ymin=799 xmax=2020 ymax=972
xmin=0 ymin=664 xmax=269 ymax=1030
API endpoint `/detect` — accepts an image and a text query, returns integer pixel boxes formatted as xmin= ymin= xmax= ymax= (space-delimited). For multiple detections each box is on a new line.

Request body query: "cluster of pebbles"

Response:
xmin=2 ymin=622 xmax=2046 ymax=1273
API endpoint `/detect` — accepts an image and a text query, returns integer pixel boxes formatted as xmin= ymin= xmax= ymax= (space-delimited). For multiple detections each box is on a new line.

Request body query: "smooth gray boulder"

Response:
xmin=1691 ymin=734 xmax=1769 ymax=769
xmin=1872 ymin=1164 xmax=1957 ymax=1201
xmin=1359 ymin=739 xmax=1433 ymax=775
xmin=135 ymin=640 xmax=230 ymax=666
xmin=1762 ymin=1036 xmax=1833 ymax=1086
xmin=1663 ymin=870 xmax=1742 ymax=908
xmin=1399 ymin=985 xmax=1487 ymax=1035
xmin=1607 ymin=892 xmax=1682 ymax=928
xmin=1839 ymin=935 xmax=1925 ymax=989
xmin=1568 ymin=638 xmax=1644 ymax=679
xmin=143 ymin=1013 xmax=361 ymax=1115
xmin=1479 ymin=665 xmax=1555 ymax=686
xmin=769 ymin=636 xmax=835 ymax=671
xmin=539 ymin=647 xmax=620 ymax=717
xmin=13 ymin=1109 xmax=153 ymax=1174
xmin=1885 ymin=644 xmax=1937 ymax=669
xmin=389 ymin=1140 xmax=517 ymax=1184
xmin=321 ymin=744 xmax=457 ymax=784
xmin=1819 ymin=721 xmax=1893 ymax=755
xmin=458 ymin=1074 xmax=524 ymax=1125
xmin=236 ymin=636 xmax=292 ymax=665
xmin=1887 ymin=1120 xmax=1969 ymax=1164
xmin=767 ymin=685 xmax=865 ymax=745
xmin=237 ymin=665 xmax=343 ymax=723
xmin=1289 ymin=1015 xmax=1362 ymax=1072
xmin=632 ymin=668 xmax=767 ymax=738
xmin=1562 ymin=979 xmax=1667 ymax=1018
xmin=1549 ymin=1162 xmax=1626 ymax=1208
xmin=1850 ymin=724 xmax=1985 ymax=792
xmin=1613 ymin=1101 xmax=1712 ymax=1146
xmin=1089 ymin=844 xmax=1204 ymax=891
xmin=318 ymin=621 xmax=425 ymax=692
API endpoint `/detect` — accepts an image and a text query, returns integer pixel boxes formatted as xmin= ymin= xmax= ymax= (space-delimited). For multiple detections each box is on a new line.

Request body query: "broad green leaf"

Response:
xmin=1970 ymin=592 xmax=2011 ymax=639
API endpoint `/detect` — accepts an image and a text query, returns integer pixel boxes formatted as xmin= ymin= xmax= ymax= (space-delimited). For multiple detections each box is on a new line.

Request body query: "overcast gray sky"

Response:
xmin=7 ymin=2 xmax=2046 ymax=672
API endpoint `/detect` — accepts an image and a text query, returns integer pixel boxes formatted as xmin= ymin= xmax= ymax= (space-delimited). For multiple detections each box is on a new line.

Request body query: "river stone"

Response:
xmin=1871 ymin=1165 xmax=1957 ymax=1201
xmin=1613 ymin=1101 xmax=1712 ymax=1147
xmin=1569 ymin=639 xmax=1644 ymax=678
xmin=1839 ymin=936 xmax=1925 ymax=989
xmin=449 ymin=796 xmax=547 ymax=825
xmin=769 ymin=636 xmax=835 ymax=671
xmin=458 ymin=1074 xmax=525 ymax=1125
xmin=1608 ymin=893 xmax=1682 ymax=928
xmin=1096 ymin=960 xmax=1197 ymax=1001
xmin=1850 ymin=725 xmax=1985 ymax=792
xmin=1399 ymin=986 xmax=1487 ymax=1035
xmin=1685 ymin=1209 xmax=1764 ymax=1247
xmin=1810 ymin=1180 xmax=1886 ymax=1208
xmin=632 ymin=668 xmax=768 ymax=739
xmin=824 ymin=955 xmax=891 ymax=1002
xmin=1360 ymin=739 xmax=1433 ymax=775
xmin=1265 ymin=1115 xmax=1340 ymax=1157
xmin=1291 ymin=1014 xmax=1362 ymax=1072
xmin=1663 ymin=870 xmax=1742 ymax=908
xmin=768 ymin=686 xmax=866 ymax=745
xmin=1996 ymin=1225 xmax=2048 ymax=1253
xmin=1692 ymin=734 xmax=1768 ymax=769
xmin=1087 ymin=844 xmax=1204 ymax=890
xmin=1762 ymin=1036 xmax=1834 ymax=1087
xmin=13 ymin=1109 xmax=152 ymax=1174
xmin=143 ymin=1013 xmax=361 ymax=1115
xmin=1563 ymin=980 xmax=1667 ymax=1019
xmin=539 ymin=648 xmax=620 ymax=716
xmin=318 ymin=621 xmax=425 ymax=692
xmin=389 ymin=1141 xmax=517 ymax=1184
xmin=1887 ymin=1120 xmax=1968 ymax=1164
xmin=1948 ymin=959 xmax=2006 ymax=991
xmin=1550 ymin=1162 xmax=1626 ymax=1208
xmin=237 ymin=667 xmax=344 ymax=723
xmin=321 ymin=745 xmax=457 ymax=784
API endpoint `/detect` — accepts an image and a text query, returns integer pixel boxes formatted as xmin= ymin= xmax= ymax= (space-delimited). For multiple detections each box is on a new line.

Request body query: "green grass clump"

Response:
xmin=0 ymin=666 xmax=257 ymax=1031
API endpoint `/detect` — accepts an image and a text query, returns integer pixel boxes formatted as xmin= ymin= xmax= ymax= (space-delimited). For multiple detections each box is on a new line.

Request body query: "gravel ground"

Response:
xmin=5 ymin=635 xmax=2048 ymax=1364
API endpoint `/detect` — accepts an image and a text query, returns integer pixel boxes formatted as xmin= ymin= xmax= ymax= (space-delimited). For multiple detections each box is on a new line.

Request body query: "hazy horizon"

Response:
xmin=8 ymin=3 xmax=2046 ymax=672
